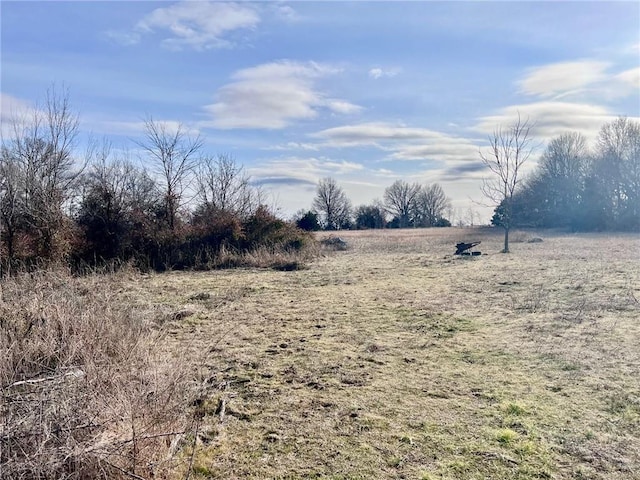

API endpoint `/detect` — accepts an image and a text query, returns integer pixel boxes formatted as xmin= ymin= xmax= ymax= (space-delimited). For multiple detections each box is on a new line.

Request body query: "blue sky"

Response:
xmin=2 ymin=1 xmax=639 ymax=222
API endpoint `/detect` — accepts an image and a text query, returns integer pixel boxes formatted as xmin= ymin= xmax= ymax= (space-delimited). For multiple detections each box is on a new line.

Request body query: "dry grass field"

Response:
xmin=5 ymin=227 xmax=637 ymax=479
xmin=118 ymin=227 xmax=640 ymax=479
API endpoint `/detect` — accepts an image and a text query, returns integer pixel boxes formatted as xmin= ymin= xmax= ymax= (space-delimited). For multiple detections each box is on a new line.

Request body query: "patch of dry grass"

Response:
xmin=208 ymin=243 xmax=320 ymax=271
xmin=0 ymin=268 xmax=197 ymax=479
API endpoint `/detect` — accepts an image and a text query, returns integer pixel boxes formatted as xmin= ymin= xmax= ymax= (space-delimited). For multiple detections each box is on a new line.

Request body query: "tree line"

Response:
xmin=4 ymin=88 xmax=634 ymax=270
xmin=300 ymin=115 xmax=640 ymax=251
xmin=0 ymin=88 xmax=307 ymax=274
xmin=295 ymin=178 xmax=452 ymax=231
xmin=491 ymin=116 xmax=640 ymax=234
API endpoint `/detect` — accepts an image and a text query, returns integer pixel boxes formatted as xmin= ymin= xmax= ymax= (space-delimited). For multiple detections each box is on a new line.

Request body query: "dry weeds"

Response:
xmin=0 ymin=268 xmax=197 ymax=479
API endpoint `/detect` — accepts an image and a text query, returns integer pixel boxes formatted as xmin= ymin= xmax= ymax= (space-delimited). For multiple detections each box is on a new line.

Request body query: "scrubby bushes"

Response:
xmin=0 ymin=132 xmax=312 ymax=274
xmin=176 ymin=205 xmax=313 ymax=271
xmin=71 ymin=176 xmax=312 ymax=272
xmin=0 ymin=89 xmax=314 ymax=275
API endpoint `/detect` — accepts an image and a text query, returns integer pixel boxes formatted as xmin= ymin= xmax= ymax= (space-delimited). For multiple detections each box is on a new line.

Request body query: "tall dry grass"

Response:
xmin=0 ymin=268 xmax=196 ymax=479
xmin=201 ymin=242 xmax=321 ymax=271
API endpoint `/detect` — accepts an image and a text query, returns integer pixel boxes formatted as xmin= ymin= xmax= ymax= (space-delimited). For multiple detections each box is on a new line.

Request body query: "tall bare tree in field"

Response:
xmin=137 ymin=118 xmax=202 ymax=230
xmin=313 ymin=177 xmax=352 ymax=230
xmin=480 ymin=114 xmax=534 ymax=253
xmin=383 ymin=180 xmax=421 ymax=228
xmin=413 ymin=183 xmax=451 ymax=227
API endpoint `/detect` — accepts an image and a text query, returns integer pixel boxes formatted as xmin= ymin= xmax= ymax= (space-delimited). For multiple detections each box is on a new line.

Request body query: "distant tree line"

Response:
xmin=295 ymin=178 xmax=452 ymax=231
xmin=492 ymin=117 xmax=640 ymax=232
xmin=0 ymin=88 xmax=308 ymax=274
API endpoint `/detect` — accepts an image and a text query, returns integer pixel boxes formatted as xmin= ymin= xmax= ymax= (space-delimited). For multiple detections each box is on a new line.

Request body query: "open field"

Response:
xmin=6 ymin=227 xmax=637 ymax=479
xmin=113 ymin=227 xmax=639 ymax=479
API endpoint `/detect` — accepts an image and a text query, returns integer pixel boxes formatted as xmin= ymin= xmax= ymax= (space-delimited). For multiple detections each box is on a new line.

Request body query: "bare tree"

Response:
xmin=480 ymin=114 xmax=535 ymax=252
xmin=76 ymin=145 xmax=161 ymax=260
xmin=313 ymin=177 xmax=352 ymax=230
xmin=0 ymin=146 xmax=21 ymax=265
xmin=413 ymin=183 xmax=451 ymax=227
xmin=595 ymin=117 xmax=640 ymax=228
xmin=1 ymin=85 xmax=82 ymax=261
xmin=137 ymin=118 xmax=202 ymax=230
xmin=445 ymin=205 xmax=457 ymax=226
xmin=384 ymin=180 xmax=421 ymax=228
xmin=465 ymin=206 xmax=477 ymax=227
xmin=195 ymin=154 xmax=261 ymax=218
xmin=541 ymin=132 xmax=588 ymax=180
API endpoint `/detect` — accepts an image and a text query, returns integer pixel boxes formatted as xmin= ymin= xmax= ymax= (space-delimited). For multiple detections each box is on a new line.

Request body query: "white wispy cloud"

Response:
xmin=323 ymin=160 xmax=365 ymax=173
xmin=388 ymin=141 xmax=479 ymax=163
xmin=616 ymin=67 xmax=640 ymax=90
xmin=263 ymin=142 xmax=320 ymax=152
xmin=248 ymin=156 xmax=390 ymax=216
xmin=416 ymin=164 xmax=487 ymax=186
xmin=389 ymin=140 xmax=486 ymax=184
xmin=476 ymin=51 xmax=639 ymax=148
xmin=372 ymin=168 xmax=396 ymax=178
xmin=518 ymin=60 xmax=611 ymax=99
xmin=232 ymin=61 xmax=341 ymax=80
xmin=204 ymin=61 xmax=361 ymax=129
xmin=312 ymin=123 xmax=444 ymax=146
xmin=110 ymin=1 xmax=260 ymax=50
xmin=1 ymin=93 xmax=35 ymax=122
xmin=310 ymin=122 xmax=485 ymax=181
xmin=248 ymin=156 xmax=365 ymax=186
xmin=0 ymin=93 xmax=38 ymax=138
xmin=368 ymin=67 xmax=401 ymax=79
xmin=104 ymin=30 xmax=141 ymax=46
xmin=271 ymin=4 xmax=299 ymax=22
xmin=369 ymin=68 xmax=384 ymax=79
xmin=312 ymin=122 xmax=479 ymax=162
xmin=92 ymin=119 xmax=201 ymax=137
xmin=517 ymin=56 xmax=640 ymax=102
xmin=326 ymin=99 xmax=363 ymax=115
xmin=473 ymin=101 xmax=632 ymax=140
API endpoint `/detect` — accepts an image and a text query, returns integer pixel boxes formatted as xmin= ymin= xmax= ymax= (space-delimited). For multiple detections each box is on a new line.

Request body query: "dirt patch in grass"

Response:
xmin=116 ymin=227 xmax=639 ymax=479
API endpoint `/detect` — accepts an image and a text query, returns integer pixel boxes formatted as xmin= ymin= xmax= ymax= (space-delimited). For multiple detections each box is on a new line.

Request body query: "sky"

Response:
xmin=1 ymin=1 xmax=639 ymax=223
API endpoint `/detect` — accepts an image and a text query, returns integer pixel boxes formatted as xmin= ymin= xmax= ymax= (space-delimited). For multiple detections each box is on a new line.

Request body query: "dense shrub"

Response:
xmin=355 ymin=204 xmax=386 ymax=229
xmin=242 ymin=206 xmax=308 ymax=250
xmin=295 ymin=210 xmax=321 ymax=231
xmin=66 ymin=196 xmax=315 ymax=273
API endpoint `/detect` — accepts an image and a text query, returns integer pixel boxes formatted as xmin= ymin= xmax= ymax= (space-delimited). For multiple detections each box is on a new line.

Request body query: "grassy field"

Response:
xmin=125 ymin=227 xmax=639 ymax=479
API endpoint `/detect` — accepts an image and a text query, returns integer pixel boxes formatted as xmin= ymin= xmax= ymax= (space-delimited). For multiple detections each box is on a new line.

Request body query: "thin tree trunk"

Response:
xmin=503 ymin=228 xmax=510 ymax=253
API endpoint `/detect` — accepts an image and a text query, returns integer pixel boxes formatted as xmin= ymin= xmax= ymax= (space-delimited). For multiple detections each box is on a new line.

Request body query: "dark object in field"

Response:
xmin=273 ymin=261 xmax=302 ymax=271
xmin=455 ymin=241 xmax=481 ymax=255
xmin=321 ymin=236 xmax=348 ymax=250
